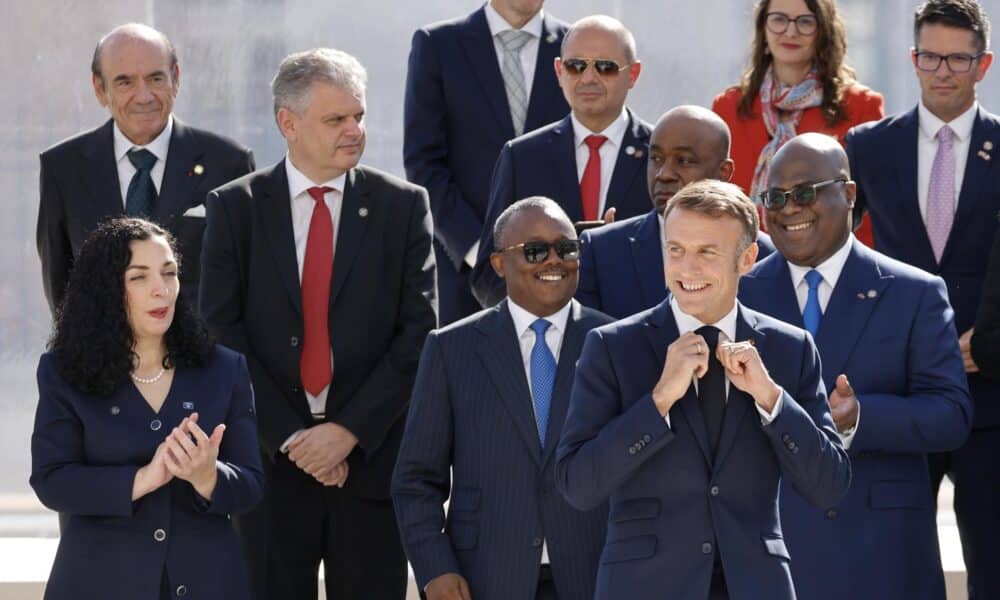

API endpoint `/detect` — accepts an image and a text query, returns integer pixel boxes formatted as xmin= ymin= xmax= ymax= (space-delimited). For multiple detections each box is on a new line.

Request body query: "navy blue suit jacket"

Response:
xmin=555 ymin=300 xmax=850 ymax=600
xmin=471 ymin=111 xmax=653 ymax=307
xmin=30 ymin=346 xmax=264 ymax=600
xmin=392 ymin=300 xmax=612 ymax=600
xmin=403 ymin=7 xmax=570 ymax=323
xmin=846 ymin=106 xmax=1000 ymax=427
xmin=576 ymin=209 xmax=775 ymax=319
xmin=740 ymin=241 xmax=972 ymax=600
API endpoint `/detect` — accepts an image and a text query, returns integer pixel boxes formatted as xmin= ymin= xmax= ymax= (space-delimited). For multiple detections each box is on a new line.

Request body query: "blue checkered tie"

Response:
xmin=803 ymin=269 xmax=823 ymax=338
xmin=529 ymin=319 xmax=556 ymax=447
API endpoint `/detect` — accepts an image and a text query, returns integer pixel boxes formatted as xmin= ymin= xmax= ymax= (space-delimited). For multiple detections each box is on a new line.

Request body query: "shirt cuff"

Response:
xmin=837 ymin=404 xmax=860 ymax=450
xmin=464 ymin=241 xmax=480 ymax=268
xmin=756 ymin=389 xmax=784 ymax=425
xmin=279 ymin=429 xmax=306 ymax=454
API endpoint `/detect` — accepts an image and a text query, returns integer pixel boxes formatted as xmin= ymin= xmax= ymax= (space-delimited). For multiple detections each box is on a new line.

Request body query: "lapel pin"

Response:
xmin=192 ymin=164 xmax=204 ymax=175
xmin=867 ymin=289 xmax=878 ymax=298
xmin=110 ymin=406 xmax=120 ymax=415
xmin=984 ymin=141 xmax=993 ymax=151
xmin=625 ymin=145 xmax=636 ymax=156
xmin=857 ymin=292 xmax=866 ymax=300
xmin=182 ymin=401 xmax=195 ymax=410
xmin=358 ymin=207 xmax=369 ymax=218
xmin=978 ymin=150 xmax=992 ymax=161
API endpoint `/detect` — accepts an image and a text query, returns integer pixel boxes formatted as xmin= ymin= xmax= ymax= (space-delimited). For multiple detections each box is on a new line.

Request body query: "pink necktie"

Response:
xmin=926 ymin=125 xmax=955 ymax=263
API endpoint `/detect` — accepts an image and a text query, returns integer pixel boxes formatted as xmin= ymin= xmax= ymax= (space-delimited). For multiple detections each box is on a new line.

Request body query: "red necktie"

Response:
xmin=580 ymin=134 xmax=607 ymax=221
xmin=300 ymin=186 xmax=334 ymax=396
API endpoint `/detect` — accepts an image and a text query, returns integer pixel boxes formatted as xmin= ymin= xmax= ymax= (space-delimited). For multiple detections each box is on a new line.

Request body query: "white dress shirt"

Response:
xmin=571 ymin=108 xmax=630 ymax=218
xmin=113 ymin=115 xmax=173 ymax=207
xmin=484 ymin=2 xmax=543 ymax=101
xmin=507 ymin=297 xmax=572 ymax=565
xmin=917 ymin=101 xmax=977 ymax=222
xmin=785 ymin=235 xmax=860 ymax=447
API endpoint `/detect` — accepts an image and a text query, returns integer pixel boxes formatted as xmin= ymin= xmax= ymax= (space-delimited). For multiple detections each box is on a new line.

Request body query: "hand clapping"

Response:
xmin=163 ymin=412 xmax=225 ymax=501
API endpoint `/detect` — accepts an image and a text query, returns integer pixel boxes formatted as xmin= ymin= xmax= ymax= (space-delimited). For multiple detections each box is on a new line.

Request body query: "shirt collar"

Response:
xmin=669 ymin=296 xmax=738 ymax=343
xmin=787 ymin=234 xmax=854 ymax=291
xmin=507 ymin=297 xmax=572 ymax=340
xmin=918 ymin=100 xmax=978 ymax=142
xmin=484 ymin=2 xmax=544 ymax=39
xmin=285 ymin=156 xmax=347 ymax=200
xmin=113 ymin=114 xmax=173 ymax=163
xmin=571 ymin=107 xmax=629 ymax=149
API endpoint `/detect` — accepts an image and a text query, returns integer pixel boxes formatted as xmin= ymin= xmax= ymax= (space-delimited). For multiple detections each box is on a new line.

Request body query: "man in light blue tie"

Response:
xmin=392 ymin=197 xmax=613 ymax=600
xmin=740 ymin=132 xmax=971 ymax=600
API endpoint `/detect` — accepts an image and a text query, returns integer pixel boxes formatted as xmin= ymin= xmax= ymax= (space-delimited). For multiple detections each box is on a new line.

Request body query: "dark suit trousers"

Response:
xmin=929 ymin=429 xmax=1000 ymax=600
xmin=238 ymin=452 xmax=406 ymax=600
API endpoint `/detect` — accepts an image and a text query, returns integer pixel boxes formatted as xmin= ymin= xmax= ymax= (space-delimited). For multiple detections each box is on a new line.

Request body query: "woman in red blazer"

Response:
xmin=713 ymin=0 xmax=884 ymax=245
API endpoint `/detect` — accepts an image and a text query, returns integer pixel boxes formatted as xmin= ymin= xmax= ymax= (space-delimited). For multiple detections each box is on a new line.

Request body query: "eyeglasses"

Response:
xmin=560 ymin=58 xmax=629 ymax=77
xmin=914 ymin=51 xmax=985 ymax=73
xmin=495 ymin=239 xmax=583 ymax=263
xmin=765 ymin=12 xmax=819 ymax=36
xmin=759 ymin=178 xmax=847 ymax=211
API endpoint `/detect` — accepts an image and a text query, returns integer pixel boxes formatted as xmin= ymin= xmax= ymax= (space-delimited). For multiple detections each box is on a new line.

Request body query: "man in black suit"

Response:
xmin=37 ymin=23 xmax=254 ymax=317
xmin=200 ymin=48 xmax=436 ymax=600
xmin=471 ymin=15 xmax=652 ymax=307
xmin=404 ymin=0 xmax=570 ymax=325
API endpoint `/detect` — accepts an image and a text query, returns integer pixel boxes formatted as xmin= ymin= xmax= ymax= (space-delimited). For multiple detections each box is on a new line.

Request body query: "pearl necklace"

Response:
xmin=131 ymin=367 xmax=166 ymax=385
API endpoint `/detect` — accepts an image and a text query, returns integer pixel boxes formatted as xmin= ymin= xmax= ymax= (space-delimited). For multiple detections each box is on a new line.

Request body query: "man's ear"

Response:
xmin=92 ymin=74 xmax=108 ymax=108
xmin=490 ymin=252 xmax=506 ymax=279
xmin=738 ymin=239 xmax=759 ymax=275
xmin=719 ymin=159 xmax=735 ymax=183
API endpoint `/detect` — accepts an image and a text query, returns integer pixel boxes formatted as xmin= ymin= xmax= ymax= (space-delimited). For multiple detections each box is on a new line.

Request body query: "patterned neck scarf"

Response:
xmin=749 ymin=66 xmax=823 ymax=201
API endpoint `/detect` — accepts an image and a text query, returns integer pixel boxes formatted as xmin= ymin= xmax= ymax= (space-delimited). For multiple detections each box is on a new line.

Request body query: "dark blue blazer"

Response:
xmin=740 ymin=241 xmax=972 ymax=600
xmin=403 ymin=7 xmax=570 ymax=323
xmin=30 ymin=346 xmax=264 ymax=600
xmin=576 ymin=209 xmax=775 ymax=319
xmin=392 ymin=300 xmax=612 ymax=600
xmin=471 ymin=111 xmax=653 ymax=307
xmin=555 ymin=300 xmax=850 ymax=600
xmin=846 ymin=106 xmax=1000 ymax=427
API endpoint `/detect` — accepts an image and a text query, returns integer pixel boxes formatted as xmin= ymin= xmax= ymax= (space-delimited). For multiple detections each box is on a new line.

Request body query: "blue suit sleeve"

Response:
xmin=761 ymin=335 xmax=851 ymax=508
xmin=391 ymin=333 xmax=461 ymax=589
xmin=845 ymin=128 xmax=868 ymax=230
xmin=851 ymin=276 xmax=972 ymax=453
xmin=470 ymin=143 xmax=515 ymax=307
xmin=403 ymin=28 xmax=482 ymax=269
xmin=30 ymin=355 xmax=139 ymax=516
xmin=555 ymin=330 xmax=674 ymax=511
xmin=574 ymin=229 xmax=602 ymax=311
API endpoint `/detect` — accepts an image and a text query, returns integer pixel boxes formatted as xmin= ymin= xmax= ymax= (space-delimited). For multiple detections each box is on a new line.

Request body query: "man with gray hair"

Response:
xmin=200 ymin=47 xmax=436 ymax=599
xmin=37 ymin=23 xmax=254 ymax=318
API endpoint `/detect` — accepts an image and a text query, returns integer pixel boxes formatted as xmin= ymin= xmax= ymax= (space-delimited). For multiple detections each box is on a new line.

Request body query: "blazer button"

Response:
xmin=150 ymin=419 xmax=162 ymax=431
xmin=701 ymin=542 xmax=713 ymax=554
xmin=781 ymin=433 xmax=792 ymax=443
xmin=532 ymin=537 xmax=543 ymax=547
xmin=176 ymin=585 xmax=188 ymax=597
xmin=628 ymin=446 xmax=637 ymax=456
xmin=290 ymin=336 xmax=299 ymax=347
xmin=826 ymin=509 xmax=838 ymax=519
xmin=153 ymin=528 xmax=166 ymax=542
xmin=643 ymin=434 xmax=652 ymax=443
xmin=710 ymin=485 xmax=720 ymax=497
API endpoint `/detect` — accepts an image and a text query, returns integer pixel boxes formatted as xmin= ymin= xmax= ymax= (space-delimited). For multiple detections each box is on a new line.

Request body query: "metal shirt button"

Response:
xmin=150 ymin=419 xmax=162 ymax=431
xmin=153 ymin=528 xmax=166 ymax=542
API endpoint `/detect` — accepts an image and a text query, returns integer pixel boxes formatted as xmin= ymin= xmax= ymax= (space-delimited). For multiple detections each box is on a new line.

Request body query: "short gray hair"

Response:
xmin=271 ymin=48 xmax=367 ymax=119
xmin=493 ymin=197 xmax=572 ymax=250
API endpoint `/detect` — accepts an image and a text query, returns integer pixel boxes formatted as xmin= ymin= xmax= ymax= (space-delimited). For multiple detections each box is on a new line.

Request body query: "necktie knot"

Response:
xmin=804 ymin=269 xmax=823 ymax=291
xmin=585 ymin=134 xmax=608 ymax=151
xmin=307 ymin=186 xmax=333 ymax=204
xmin=937 ymin=125 xmax=955 ymax=146
xmin=695 ymin=325 xmax=721 ymax=350
xmin=127 ymin=148 xmax=157 ymax=172
xmin=530 ymin=318 xmax=552 ymax=337
xmin=497 ymin=29 xmax=533 ymax=53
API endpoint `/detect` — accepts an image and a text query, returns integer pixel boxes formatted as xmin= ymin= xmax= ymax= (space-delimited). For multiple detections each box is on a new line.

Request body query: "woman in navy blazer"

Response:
xmin=30 ymin=218 xmax=264 ymax=599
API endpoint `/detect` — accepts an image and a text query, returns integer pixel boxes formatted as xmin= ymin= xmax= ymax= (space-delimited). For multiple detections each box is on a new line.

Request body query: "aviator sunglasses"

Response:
xmin=560 ymin=58 xmax=628 ymax=76
xmin=759 ymin=178 xmax=848 ymax=210
xmin=496 ymin=239 xmax=583 ymax=263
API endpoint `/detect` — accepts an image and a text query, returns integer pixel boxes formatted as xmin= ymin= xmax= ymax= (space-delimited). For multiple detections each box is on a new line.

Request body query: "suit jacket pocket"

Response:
xmin=610 ymin=498 xmax=661 ymax=523
xmin=600 ymin=535 xmax=657 ymax=564
xmin=869 ymin=480 xmax=933 ymax=510
xmin=447 ymin=517 xmax=478 ymax=550
xmin=761 ymin=534 xmax=790 ymax=561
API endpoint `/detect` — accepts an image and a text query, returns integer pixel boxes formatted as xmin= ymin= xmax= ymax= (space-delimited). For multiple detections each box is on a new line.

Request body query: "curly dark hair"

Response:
xmin=48 ymin=217 xmax=214 ymax=396
xmin=737 ymin=0 xmax=857 ymax=126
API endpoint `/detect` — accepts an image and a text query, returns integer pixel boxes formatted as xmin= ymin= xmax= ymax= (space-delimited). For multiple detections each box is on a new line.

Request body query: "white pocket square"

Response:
xmin=182 ymin=204 xmax=206 ymax=218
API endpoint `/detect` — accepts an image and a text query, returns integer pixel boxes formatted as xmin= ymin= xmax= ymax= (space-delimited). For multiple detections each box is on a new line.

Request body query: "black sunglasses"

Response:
xmin=759 ymin=178 xmax=848 ymax=210
xmin=496 ymin=239 xmax=583 ymax=263
xmin=561 ymin=58 xmax=628 ymax=77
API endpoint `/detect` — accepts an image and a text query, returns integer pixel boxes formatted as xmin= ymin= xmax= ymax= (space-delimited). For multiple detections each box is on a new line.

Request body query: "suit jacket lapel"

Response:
xmin=713 ymin=305 xmax=763 ymax=470
xmin=460 ymin=8 xmax=516 ymax=140
xmin=944 ymin=108 xmax=997 ymax=266
xmin=895 ymin=108 xmax=938 ymax=266
xmin=606 ymin=109 xmax=649 ymax=213
xmin=524 ymin=15 xmax=564 ymax=132
xmin=476 ymin=302 xmax=543 ymax=464
xmin=329 ymin=168 xmax=370 ymax=307
xmin=550 ymin=116 xmax=584 ymax=221
xmin=157 ymin=119 xmax=204 ymax=222
xmin=259 ymin=162 xmax=302 ymax=316
xmin=541 ymin=300 xmax=586 ymax=467
xmin=79 ymin=120 xmax=124 ymax=219
xmin=814 ymin=243 xmax=891 ymax=383
xmin=643 ymin=301 xmax=712 ymax=468
xmin=744 ymin=256 xmax=803 ymax=328
xmin=631 ymin=210 xmax=666 ymax=309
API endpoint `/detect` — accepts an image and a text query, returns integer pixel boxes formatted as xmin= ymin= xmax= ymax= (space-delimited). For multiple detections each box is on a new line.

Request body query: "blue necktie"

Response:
xmin=125 ymin=148 xmax=158 ymax=219
xmin=803 ymin=269 xmax=823 ymax=338
xmin=529 ymin=319 xmax=556 ymax=447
